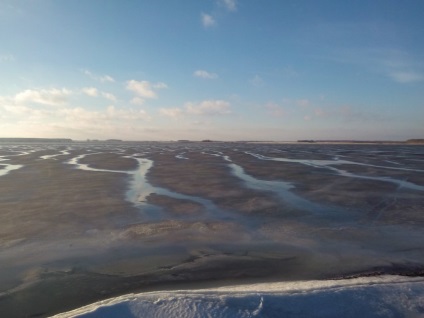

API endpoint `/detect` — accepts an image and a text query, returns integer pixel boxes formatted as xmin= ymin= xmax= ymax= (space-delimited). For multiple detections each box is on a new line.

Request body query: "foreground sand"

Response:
xmin=0 ymin=142 xmax=423 ymax=317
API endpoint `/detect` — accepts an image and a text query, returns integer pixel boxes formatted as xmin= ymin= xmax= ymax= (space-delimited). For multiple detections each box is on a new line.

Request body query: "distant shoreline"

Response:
xmin=0 ymin=138 xmax=72 ymax=143
xmin=1 ymin=137 xmax=423 ymax=145
xmin=248 ymin=140 xmax=424 ymax=145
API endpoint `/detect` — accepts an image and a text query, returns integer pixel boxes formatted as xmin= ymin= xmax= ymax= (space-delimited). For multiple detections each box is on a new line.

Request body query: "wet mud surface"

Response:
xmin=0 ymin=142 xmax=423 ymax=317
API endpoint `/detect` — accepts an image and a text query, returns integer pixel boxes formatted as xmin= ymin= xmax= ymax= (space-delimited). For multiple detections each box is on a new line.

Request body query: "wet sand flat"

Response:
xmin=0 ymin=142 xmax=423 ymax=317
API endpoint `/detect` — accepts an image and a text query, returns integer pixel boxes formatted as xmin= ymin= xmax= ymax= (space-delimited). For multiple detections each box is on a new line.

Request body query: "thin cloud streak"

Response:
xmin=82 ymin=69 xmax=115 ymax=83
xmin=160 ymin=100 xmax=232 ymax=118
xmin=0 ymin=54 xmax=15 ymax=62
xmin=219 ymin=0 xmax=237 ymax=11
xmin=185 ymin=100 xmax=231 ymax=115
xmin=389 ymin=71 xmax=423 ymax=83
xmin=323 ymin=47 xmax=424 ymax=84
xmin=193 ymin=70 xmax=218 ymax=79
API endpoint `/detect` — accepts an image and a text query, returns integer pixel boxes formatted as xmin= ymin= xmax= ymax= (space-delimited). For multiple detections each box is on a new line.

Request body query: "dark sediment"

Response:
xmin=0 ymin=142 xmax=423 ymax=317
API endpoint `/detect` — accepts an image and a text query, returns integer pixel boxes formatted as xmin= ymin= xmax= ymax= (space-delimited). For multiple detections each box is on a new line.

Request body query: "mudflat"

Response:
xmin=0 ymin=142 xmax=423 ymax=317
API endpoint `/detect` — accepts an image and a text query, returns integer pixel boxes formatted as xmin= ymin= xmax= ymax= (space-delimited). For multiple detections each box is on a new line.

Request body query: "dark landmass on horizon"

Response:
xmin=297 ymin=139 xmax=424 ymax=144
xmin=0 ymin=137 xmax=423 ymax=144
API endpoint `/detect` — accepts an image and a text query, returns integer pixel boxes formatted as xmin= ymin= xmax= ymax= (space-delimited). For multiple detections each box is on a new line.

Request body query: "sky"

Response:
xmin=0 ymin=0 xmax=423 ymax=141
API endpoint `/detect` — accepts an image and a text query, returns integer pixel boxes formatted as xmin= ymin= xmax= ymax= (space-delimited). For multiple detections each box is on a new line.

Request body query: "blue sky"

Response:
xmin=0 ymin=0 xmax=423 ymax=141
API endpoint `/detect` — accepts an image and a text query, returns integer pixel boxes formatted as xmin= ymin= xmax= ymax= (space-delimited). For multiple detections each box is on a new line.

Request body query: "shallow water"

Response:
xmin=128 ymin=157 xmax=229 ymax=221
xmin=246 ymin=151 xmax=424 ymax=191
xmin=0 ymin=148 xmax=26 ymax=176
xmin=39 ymin=149 xmax=71 ymax=160
xmin=66 ymin=152 xmax=232 ymax=222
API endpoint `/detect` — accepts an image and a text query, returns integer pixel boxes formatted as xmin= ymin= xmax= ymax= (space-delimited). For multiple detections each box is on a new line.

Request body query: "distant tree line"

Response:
xmin=406 ymin=139 xmax=424 ymax=144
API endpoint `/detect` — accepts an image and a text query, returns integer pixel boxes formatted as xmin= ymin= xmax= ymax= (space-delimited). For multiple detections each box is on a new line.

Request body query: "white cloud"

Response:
xmin=58 ymin=106 xmax=150 ymax=122
xmin=159 ymin=100 xmax=231 ymax=118
xmin=193 ymin=70 xmax=218 ymax=79
xmin=1 ymin=102 xmax=50 ymax=119
xmin=0 ymin=54 xmax=15 ymax=62
xmin=126 ymin=80 xmax=167 ymax=99
xmin=0 ymin=91 xmax=151 ymax=140
xmin=14 ymin=88 xmax=71 ymax=106
xmin=82 ymin=87 xmax=98 ymax=97
xmin=82 ymin=88 xmax=116 ymax=101
xmin=185 ymin=100 xmax=231 ymax=115
xmin=100 ymin=75 xmax=115 ymax=83
xmin=58 ymin=107 xmax=99 ymax=122
xmin=389 ymin=71 xmax=423 ymax=83
xmin=105 ymin=105 xmax=150 ymax=121
xmin=219 ymin=0 xmax=237 ymax=11
xmin=159 ymin=108 xmax=183 ymax=118
xmin=130 ymin=97 xmax=145 ymax=105
xmin=153 ymin=82 xmax=168 ymax=89
xmin=101 ymin=92 xmax=117 ymax=102
xmin=82 ymin=69 xmax=115 ymax=83
xmin=201 ymin=13 xmax=216 ymax=27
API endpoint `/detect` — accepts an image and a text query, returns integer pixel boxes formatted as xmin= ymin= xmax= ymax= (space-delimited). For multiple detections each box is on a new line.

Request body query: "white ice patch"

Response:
xmin=0 ymin=163 xmax=23 ymax=177
xmin=40 ymin=149 xmax=71 ymax=160
xmin=175 ymin=153 xmax=189 ymax=160
xmin=52 ymin=275 xmax=424 ymax=318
